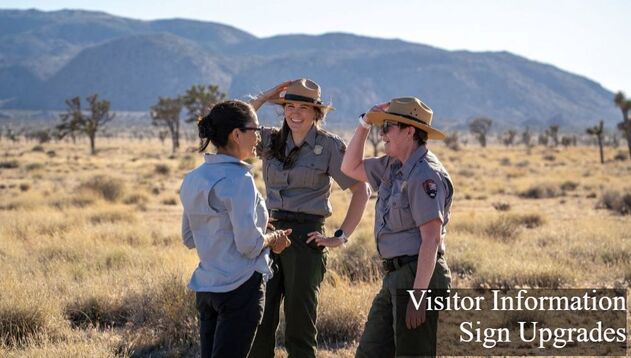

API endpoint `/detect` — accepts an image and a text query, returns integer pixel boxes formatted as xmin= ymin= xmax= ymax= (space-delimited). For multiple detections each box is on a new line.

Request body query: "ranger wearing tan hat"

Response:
xmin=342 ymin=97 xmax=453 ymax=357
xmin=248 ymin=79 xmax=371 ymax=358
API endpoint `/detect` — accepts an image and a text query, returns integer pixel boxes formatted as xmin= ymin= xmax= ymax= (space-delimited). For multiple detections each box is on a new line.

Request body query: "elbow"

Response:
xmin=235 ymin=237 xmax=263 ymax=259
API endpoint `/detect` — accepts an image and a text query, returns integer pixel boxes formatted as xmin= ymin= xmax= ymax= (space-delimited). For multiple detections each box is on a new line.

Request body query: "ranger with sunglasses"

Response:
xmin=248 ymin=79 xmax=371 ymax=358
xmin=341 ymin=97 xmax=453 ymax=357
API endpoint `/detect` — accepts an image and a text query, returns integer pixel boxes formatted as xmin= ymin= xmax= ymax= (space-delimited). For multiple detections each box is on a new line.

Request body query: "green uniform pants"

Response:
xmin=249 ymin=219 xmax=326 ymax=358
xmin=356 ymin=256 xmax=451 ymax=358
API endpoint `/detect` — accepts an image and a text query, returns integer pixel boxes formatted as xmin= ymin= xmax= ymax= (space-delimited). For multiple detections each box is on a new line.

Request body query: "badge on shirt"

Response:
xmin=422 ymin=179 xmax=437 ymax=199
xmin=313 ymin=145 xmax=323 ymax=155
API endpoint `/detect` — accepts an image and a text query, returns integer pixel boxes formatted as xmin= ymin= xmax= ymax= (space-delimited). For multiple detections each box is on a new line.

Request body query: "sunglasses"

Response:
xmin=240 ymin=126 xmax=262 ymax=132
xmin=380 ymin=120 xmax=403 ymax=134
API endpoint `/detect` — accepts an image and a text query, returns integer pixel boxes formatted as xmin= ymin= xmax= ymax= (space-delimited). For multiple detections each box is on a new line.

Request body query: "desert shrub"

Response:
xmin=19 ymin=183 xmax=30 ymax=192
xmin=484 ymin=216 xmax=522 ymax=242
xmin=161 ymin=197 xmax=178 ymax=206
xmin=25 ymin=162 xmax=44 ymax=171
xmin=492 ymin=202 xmax=511 ymax=211
xmin=49 ymin=195 xmax=96 ymax=209
xmin=154 ymin=164 xmax=171 ymax=175
xmin=560 ymin=181 xmax=578 ymax=191
xmin=46 ymin=150 xmax=56 ymax=157
xmin=125 ymin=274 xmax=198 ymax=352
xmin=449 ymin=257 xmax=478 ymax=277
xmin=315 ymin=283 xmax=374 ymax=345
xmin=78 ymin=175 xmax=125 ymax=202
xmin=123 ymin=193 xmax=149 ymax=206
xmin=31 ymin=145 xmax=44 ymax=152
xmin=598 ymin=191 xmax=631 ymax=215
xmin=0 ymin=291 xmax=63 ymax=347
xmin=88 ymin=208 xmax=136 ymax=224
xmin=0 ymin=160 xmax=19 ymax=169
xmin=519 ymin=183 xmax=562 ymax=199
xmin=65 ymin=295 xmax=130 ymax=329
xmin=543 ymin=154 xmax=556 ymax=161
xmin=614 ymin=151 xmax=627 ymax=161
xmin=328 ymin=241 xmax=381 ymax=282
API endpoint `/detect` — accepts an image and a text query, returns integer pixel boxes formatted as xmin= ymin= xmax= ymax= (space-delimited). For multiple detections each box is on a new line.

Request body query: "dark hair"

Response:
xmin=264 ymin=105 xmax=325 ymax=162
xmin=398 ymin=123 xmax=428 ymax=146
xmin=198 ymin=100 xmax=256 ymax=152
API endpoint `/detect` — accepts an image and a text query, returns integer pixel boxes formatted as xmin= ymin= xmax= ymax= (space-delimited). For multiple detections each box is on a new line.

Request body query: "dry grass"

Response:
xmin=1 ymin=137 xmax=630 ymax=356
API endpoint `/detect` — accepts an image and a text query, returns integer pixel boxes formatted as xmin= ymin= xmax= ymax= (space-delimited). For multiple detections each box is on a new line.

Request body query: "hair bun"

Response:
xmin=198 ymin=122 xmax=214 ymax=139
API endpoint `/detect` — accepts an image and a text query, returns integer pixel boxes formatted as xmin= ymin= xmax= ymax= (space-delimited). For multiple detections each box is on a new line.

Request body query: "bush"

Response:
xmin=598 ymin=191 xmax=631 ymax=215
xmin=0 ymin=160 xmax=19 ymax=169
xmin=154 ymin=164 xmax=171 ymax=175
xmin=65 ymin=295 xmax=130 ymax=329
xmin=560 ymin=181 xmax=578 ymax=191
xmin=519 ymin=183 xmax=562 ymax=199
xmin=124 ymin=193 xmax=149 ymax=205
xmin=25 ymin=162 xmax=44 ymax=171
xmin=492 ymin=202 xmax=511 ymax=211
xmin=19 ymin=183 xmax=30 ymax=192
xmin=78 ymin=175 xmax=125 ymax=202
xmin=161 ymin=197 xmax=178 ymax=206
xmin=32 ymin=145 xmax=44 ymax=152
xmin=614 ymin=151 xmax=627 ymax=161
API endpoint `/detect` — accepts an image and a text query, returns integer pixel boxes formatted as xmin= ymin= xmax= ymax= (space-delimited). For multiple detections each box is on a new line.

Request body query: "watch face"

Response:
xmin=334 ymin=229 xmax=344 ymax=238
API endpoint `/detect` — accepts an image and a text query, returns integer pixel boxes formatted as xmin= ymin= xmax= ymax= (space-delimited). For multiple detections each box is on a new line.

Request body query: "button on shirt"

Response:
xmin=180 ymin=154 xmax=272 ymax=293
xmin=364 ymin=145 xmax=454 ymax=259
xmin=258 ymin=125 xmax=357 ymax=217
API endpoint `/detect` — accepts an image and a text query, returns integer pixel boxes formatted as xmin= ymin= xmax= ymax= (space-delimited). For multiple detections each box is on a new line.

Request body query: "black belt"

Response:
xmin=269 ymin=209 xmax=325 ymax=224
xmin=381 ymin=252 xmax=444 ymax=273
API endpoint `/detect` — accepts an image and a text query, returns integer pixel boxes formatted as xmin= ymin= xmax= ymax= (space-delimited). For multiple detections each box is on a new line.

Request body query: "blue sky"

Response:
xmin=2 ymin=0 xmax=629 ymax=96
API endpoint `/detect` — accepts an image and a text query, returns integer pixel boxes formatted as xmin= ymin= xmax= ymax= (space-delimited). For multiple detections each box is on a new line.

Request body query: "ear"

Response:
xmin=230 ymin=128 xmax=241 ymax=144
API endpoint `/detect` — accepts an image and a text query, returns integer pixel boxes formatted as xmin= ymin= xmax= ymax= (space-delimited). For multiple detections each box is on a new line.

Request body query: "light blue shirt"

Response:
xmin=179 ymin=153 xmax=272 ymax=293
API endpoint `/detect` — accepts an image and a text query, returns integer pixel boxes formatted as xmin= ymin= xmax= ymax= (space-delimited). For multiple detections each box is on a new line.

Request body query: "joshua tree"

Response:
xmin=444 ymin=132 xmax=460 ymax=151
xmin=468 ymin=117 xmax=493 ymax=147
xmin=545 ymin=125 xmax=560 ymax=147
xmin=150 ymin=97 xmax=183 ymax=155
xmin=181 ymin=84 xmax=227 ymax=123
xmin=57 ymin=95 xmax=115 ymax=155
xmin=614 ymin=91 xmax=631 ymax=157
xmin=502 ymin=129 xmax=517 ymax=147
xmin=586 ymin=120 xmax=605 ymax=164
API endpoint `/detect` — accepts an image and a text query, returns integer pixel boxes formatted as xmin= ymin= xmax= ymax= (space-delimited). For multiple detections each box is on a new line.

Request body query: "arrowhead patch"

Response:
xmin=422 ymin=179 xmax=437 ymax=199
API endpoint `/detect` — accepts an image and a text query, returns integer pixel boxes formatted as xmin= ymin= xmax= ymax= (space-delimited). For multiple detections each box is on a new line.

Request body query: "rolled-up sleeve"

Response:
xmin=363 ymin=156 xmax=390 ymax=191
xmin=327 ymin=137 xmax=358 ymax=190
xmin=217 ymin=174 xmax=266 ymax=259
xmin=181 ymin=212 xmax=195 ymax=249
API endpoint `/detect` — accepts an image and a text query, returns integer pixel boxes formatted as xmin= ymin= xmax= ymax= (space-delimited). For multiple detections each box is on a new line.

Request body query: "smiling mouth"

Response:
xmin=288 ymin=117 xmax=304 ymax=124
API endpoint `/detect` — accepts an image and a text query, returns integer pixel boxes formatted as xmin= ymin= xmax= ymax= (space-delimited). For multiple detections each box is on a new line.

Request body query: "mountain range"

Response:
xmin=0 ymin=8 xmax=620 ymax=130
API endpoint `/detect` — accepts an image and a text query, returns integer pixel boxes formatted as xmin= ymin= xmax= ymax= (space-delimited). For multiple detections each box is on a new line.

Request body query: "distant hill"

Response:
xmin=0 ymin=9 xmax=619 ymax=129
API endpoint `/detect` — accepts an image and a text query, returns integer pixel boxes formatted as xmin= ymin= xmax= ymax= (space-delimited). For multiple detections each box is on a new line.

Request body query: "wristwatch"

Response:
xmin=334 ymin=229 xmax=348 ymax=244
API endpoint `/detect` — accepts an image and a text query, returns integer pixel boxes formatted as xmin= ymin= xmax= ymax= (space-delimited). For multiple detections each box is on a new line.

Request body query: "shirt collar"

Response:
xmin=204 ymin=153 xmax=252 ymax=170
xmin=397 ymin=145 xmax=428 ymax=179
xmin=287 ymin=124 xmax=317 ymax=150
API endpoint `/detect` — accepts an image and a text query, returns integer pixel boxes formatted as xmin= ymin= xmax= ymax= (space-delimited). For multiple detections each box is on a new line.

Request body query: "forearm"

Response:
xmin=339 ymin=182 xmax=370 ymax=236
xmin=341 ymin=124 xmax=370 ymax=180
xmin=250 ymin=95 xmax=266 ymax=111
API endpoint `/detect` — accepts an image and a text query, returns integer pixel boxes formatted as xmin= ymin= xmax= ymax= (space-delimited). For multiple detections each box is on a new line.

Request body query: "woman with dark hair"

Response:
xmin=179 ymin=100 xmax=292 ymax=358
xmin=248 ymin=80 xmax=371 ymax=358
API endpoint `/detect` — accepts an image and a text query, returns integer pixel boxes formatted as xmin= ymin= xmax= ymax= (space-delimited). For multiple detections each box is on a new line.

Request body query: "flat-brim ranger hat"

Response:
xmin=365 ymin=97 xmax=445 ymax=140
xmin=270 ymin=78 xmax=334 ymax=112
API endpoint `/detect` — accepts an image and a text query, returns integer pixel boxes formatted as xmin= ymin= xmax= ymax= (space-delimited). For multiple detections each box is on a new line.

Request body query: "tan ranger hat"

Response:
xmin=365 ymin=97 xmax=445 ymax=140
xmin=269 ymin=78 xmax=334 ymax=112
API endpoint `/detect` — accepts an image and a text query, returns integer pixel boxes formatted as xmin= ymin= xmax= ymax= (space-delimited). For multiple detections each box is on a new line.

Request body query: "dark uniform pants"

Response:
xmin=249 ymin=219 xmax=326 ymax=358
xmin=196 ymin=272 xmax=266 ymax=358
xmin=356 ymin=256 xmax=451 ymax=358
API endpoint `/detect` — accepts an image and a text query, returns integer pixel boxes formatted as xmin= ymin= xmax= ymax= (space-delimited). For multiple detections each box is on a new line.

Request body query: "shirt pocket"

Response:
xmin=387 ymin=192 xmax=415 ymax=232
xmin=265 ymin=161 xmax=289 ymax=187
xmin=291 ymin=161 xmax=328 ymax=188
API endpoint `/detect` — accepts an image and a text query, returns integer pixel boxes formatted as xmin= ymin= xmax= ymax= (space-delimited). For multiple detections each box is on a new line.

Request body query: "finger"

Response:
xmin=285 ymin=239 xmax=291 ymax=247
xmin=283 ymin=229 xmax=292 ymax=235
xmin=406 ymin=312 xmax=412 ymax=330
xmin=306 ymin=236 xmax=315 ymax=244
xmin=267 ymin=223 xmax=276 ymax=231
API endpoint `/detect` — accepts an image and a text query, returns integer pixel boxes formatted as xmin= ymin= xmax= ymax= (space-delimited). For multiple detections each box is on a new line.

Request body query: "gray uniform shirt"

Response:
xmin=258 ymin=125 xmax=357 ymax=217
xmin=364 ymin=145 xmax=454 ymax=259
xmin=180 ymin=154 xmax=272 ymax=293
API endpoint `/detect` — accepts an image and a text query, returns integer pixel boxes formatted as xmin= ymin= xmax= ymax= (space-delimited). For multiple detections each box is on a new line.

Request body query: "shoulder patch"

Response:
xmin=422 ymin=179 xmax=437 ymax=199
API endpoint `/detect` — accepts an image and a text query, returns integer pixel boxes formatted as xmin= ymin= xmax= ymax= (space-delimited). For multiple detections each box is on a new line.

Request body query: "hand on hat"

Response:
xmin=369 ymin=102 xmax=389 ymax=113
xmin=261 ymin=80 xmax=292 ymax=102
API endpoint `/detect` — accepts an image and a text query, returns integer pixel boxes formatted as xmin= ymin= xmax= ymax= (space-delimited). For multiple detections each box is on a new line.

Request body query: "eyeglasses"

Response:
xmin=240 ymin=126 xmax=262 ymax=132
xmin=380 ymin=120 xmax=403 ymax=134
